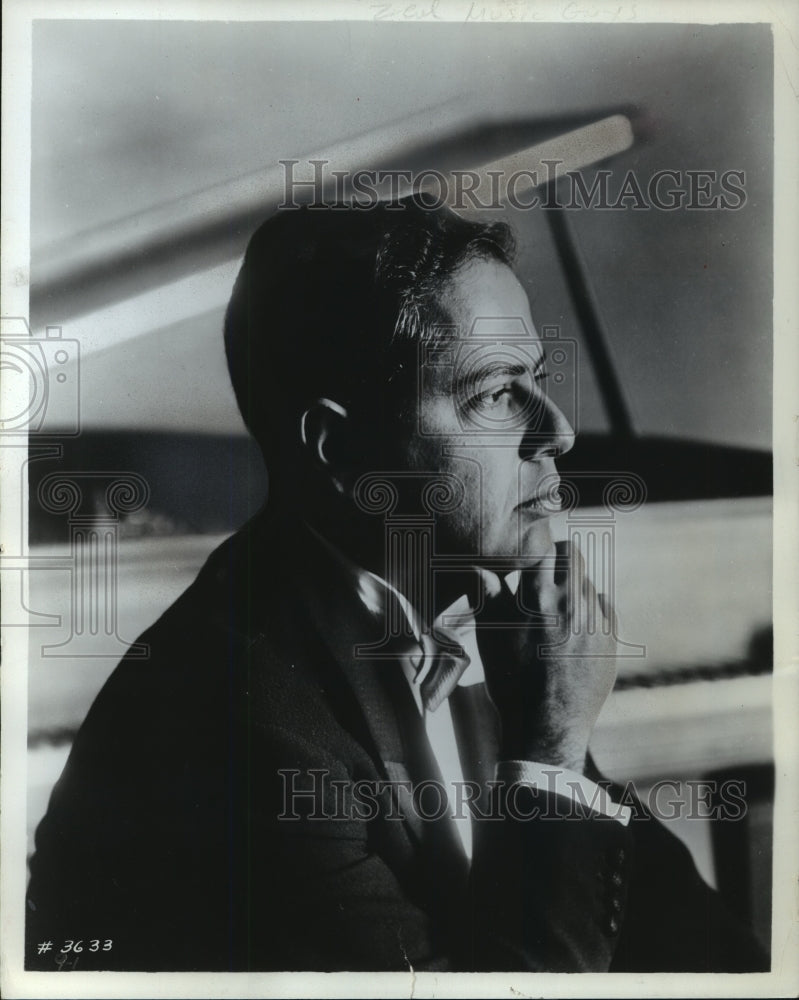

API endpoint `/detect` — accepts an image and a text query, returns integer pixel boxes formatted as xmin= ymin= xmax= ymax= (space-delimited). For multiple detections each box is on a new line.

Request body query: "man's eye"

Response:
xmin=470 ymin=385 xmax=512 ymax=409
xmin=471 ymin=371 xmax=546 ymax=407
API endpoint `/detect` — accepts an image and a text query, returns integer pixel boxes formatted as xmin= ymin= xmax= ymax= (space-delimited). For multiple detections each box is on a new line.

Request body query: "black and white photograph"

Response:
xmin=1 ymin=1 xmax=797 ymax=996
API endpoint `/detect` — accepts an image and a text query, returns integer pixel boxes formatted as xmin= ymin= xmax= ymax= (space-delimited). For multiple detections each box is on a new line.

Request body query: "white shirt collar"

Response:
xmin=303 ymin=521 xmax=485 ymax=691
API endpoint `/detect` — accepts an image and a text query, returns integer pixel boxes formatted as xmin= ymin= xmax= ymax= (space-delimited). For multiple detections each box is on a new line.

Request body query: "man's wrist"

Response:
xmin=500 ymin=733 xmax=589 ymax=775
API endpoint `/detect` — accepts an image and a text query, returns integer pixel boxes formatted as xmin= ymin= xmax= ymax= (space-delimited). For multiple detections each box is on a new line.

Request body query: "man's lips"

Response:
xmin=514 ymin=478 xmax=562 ymax=512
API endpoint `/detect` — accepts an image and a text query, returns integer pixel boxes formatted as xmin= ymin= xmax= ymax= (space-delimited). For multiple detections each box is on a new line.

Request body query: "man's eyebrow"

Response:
xmin=453 ymin=353 xmax=546 ymax=395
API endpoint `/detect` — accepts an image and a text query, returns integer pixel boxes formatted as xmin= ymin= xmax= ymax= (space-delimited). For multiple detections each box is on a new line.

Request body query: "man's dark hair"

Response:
xmin=224 ymin=194 xmax=515 ymax=470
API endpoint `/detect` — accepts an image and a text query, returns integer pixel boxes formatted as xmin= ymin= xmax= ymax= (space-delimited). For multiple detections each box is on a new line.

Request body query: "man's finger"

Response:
xmin=466 ymin=566 xmax=503 ymax=614
xmin=518 ymin=538 xmax=559 ymax=613
xmin=553 ymin=538 xmax=585 ymax=587
xmin=597 ymin=592 xmax=619 ymax=634
xmin=475 ymin=566 xmax=503 ymax=599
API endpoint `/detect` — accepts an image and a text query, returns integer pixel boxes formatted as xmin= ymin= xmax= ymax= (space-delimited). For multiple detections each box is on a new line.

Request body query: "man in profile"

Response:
xmin=26 ymin=195 xmax=767 ymax=972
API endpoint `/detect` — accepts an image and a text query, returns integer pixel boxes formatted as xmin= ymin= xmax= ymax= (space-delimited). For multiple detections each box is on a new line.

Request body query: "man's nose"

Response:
xmin=519 ymin=394 xmax=575 ymax=461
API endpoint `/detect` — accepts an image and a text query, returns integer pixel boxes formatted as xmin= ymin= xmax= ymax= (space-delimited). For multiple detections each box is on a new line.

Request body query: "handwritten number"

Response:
xmin=60 ymin=937 xmax=112 ymax=953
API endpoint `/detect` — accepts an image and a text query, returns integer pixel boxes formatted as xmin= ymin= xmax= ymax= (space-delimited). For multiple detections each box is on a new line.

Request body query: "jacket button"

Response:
xmin=610 ymin=895 xmax=622 ymax=912
xmin=615 ymin=848 xmax=626 ymax=866
xmin=608 ymin=915 xmax=620 ymax=935
xmin=610 ymin=870 xmax=623 ymax=887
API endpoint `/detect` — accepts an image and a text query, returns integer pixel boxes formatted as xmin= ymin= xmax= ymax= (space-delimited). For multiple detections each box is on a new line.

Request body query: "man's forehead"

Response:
xmin=430 ymin=316 xmax=545 ymax=366
xmin=438 ymin=256 xmax=534 ymax=328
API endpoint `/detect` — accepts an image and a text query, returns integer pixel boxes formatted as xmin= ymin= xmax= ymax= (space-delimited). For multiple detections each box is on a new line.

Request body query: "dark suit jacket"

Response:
xmin=26 ymin=510 xmax=768 ymax=972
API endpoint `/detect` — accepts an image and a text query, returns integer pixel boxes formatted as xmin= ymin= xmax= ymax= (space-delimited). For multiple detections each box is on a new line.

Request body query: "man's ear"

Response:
xmin=300 ymin=398 xmax=353 ymax=494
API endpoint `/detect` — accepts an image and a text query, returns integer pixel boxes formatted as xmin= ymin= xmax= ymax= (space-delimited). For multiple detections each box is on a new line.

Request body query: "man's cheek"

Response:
xmin=435 ymin=506 xmax=480 ymax=556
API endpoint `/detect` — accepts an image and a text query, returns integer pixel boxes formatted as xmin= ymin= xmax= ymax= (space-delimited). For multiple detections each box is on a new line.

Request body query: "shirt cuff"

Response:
xmin=495 ymin=760 xmax=632 ymax=826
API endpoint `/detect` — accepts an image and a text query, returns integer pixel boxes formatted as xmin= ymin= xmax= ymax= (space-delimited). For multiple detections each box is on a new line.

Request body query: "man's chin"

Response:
xmin=472 ymin=518 xmax=556 ymax=569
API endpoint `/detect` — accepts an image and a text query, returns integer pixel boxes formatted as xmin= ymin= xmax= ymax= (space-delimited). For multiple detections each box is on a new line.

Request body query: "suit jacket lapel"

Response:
xmin=280 ymin=520 xmax=409 ymax=764
xmin=261 ymin=515 xmax=470 ymax=880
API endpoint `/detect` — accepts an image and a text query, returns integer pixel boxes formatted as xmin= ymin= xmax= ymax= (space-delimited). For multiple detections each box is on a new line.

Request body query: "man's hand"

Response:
xmin=471 ymin=540 xmax=618 ymax=773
